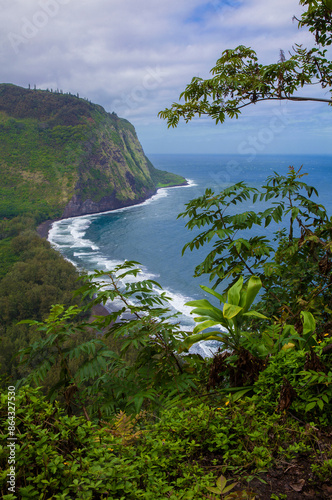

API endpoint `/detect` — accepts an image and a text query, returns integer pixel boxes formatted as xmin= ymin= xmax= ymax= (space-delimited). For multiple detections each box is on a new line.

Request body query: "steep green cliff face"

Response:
xmin=0 ymin=83 xmax=186 ymax=220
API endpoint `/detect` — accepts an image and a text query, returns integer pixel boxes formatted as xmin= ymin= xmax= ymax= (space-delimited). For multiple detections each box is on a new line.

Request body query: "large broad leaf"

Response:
xmin=242 ymin=310 xmax=268 ymax=319
xmin=186 ymin=299 xmax=224 ymax=322
xmin=216 ymin=475 xmax=227 ymax=493
xmin=192 ymin=320 xmax=225 ymax=334
xmin=185 ymin=298 xmax=216 ymax=309
xmin=191 ymin=307 xmax=224 ymax=322
xmin=179 ymin=331 xmax=227 ymax=352
xmin=200 ymin=285 xmax=225 ymax=304
xmin=223 ymin=303 xmax=243 ymax=319
xmin=301 ymin=311 xmax=316 ymax=338
xmin=242 ymin=275 xmax=262 ymax=313
xmin=193 ymin=315 xmax=216 ymax=323
xmin=227 ymin=276 xmax=243 ymax=306
xmin=230 ymin=386 xmax=254 ymax=402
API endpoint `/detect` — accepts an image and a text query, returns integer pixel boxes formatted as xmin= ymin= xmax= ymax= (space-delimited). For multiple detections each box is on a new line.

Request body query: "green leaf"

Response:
xmin=200 ymin=285 xmax=225 ymax=303
xmin=223 ymin=482 xmax=238 ymax=493
xmin=185 ymin=298 xmax=217 ymax=309
xmin=179 ymin=331 xmax=226 ymax=352
xmin=192 ymin=320 xmax=223 ymax=334
xmin=242 ymin=311 xmax=268 ymax=319
xmin=291 ymin=206 xmax=300 ymax=220
xmin=230 ymin=387 xmax=253 ymax=402
xmin=191 ymin=308 xmax=224 ymax=322
xmin=216 ymin=474 xmax=227 ymax=491
xmin=227 ymin=276 xmax=243 ymax=306
xmin=219 ymin=385 xmax=254 ymax=394
xmin=305 ymin=401 xmax=316 ymax=412
xmin=134 ymin=396 xmax=144 ymax=413
xmin=301 ymin=311 xmax=316 ymax=337
xmin=242 ymin=275 xmax=262 ymax=312
xmin=186 ymin=299 xmax=224 ymax=322
xmin=223 ymin=303 xmax=243 ymax=319
xmin=206 ymin=486 xmax=222 ymax=494
xmin=317 ymin=399 xmax=324 ymax=410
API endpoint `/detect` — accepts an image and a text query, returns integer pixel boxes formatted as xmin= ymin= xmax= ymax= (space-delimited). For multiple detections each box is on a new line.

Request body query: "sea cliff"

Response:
xmin=0 ymin=83 xmax=186 ymax=221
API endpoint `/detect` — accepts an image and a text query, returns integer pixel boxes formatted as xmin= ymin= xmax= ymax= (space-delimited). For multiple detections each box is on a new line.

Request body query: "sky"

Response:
xmin=0 ymin=0 xmax=331 ymax=156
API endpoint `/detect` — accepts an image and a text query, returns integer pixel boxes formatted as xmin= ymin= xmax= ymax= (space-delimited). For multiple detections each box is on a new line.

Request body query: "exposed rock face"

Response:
xmin=61 ymin=188 xmax=157 ymax=218
xmin=0 ymin=83 xmax=186 ymax=220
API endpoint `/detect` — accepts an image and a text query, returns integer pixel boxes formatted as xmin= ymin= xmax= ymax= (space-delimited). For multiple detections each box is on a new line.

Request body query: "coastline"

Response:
xmin=37 ymin=180 xmax=190 ymax=319
xmin=90 ymin=303 xmax=116 ymax=321
xmin=36 ymin=180 xmax=189 ymax=240
xmin=37 ymin=218 xmax=60 ymax=239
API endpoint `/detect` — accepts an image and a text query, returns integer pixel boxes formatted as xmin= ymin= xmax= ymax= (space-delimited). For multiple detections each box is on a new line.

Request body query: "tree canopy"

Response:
xmin=1 ymin=2 xmax=332 ymax=498
xmin=159 ymin=0 xmax=332 ymax=127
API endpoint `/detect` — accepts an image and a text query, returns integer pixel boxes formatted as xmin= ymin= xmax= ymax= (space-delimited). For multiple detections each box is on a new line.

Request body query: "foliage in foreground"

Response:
xmin=159 ymin=0 xmax=332 ymax=127
xmin=0 ymin=217 xmax=84 ymax=381
xmin=1 ymin=3 xmax=332 ymax=496
xmin=1 ymin=165 xmax=329 ymax=498
xmin=1 ymin=385 xmax=332 ymax=499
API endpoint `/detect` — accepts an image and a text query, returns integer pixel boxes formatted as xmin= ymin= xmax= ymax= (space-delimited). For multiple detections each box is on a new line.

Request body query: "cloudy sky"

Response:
xmin=1 ymin=0 xmax=331 ymax=156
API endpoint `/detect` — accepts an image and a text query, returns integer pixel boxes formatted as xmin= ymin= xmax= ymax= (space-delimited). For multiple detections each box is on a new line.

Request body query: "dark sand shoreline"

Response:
xmin=90 ymin=303 xmax=114 ymax=320
xmin=36 ymin=181 xmax=189 ymax=318
xmin=37 ymin=220 xmax=114 ymax=318
xmin=36 ymin=218 xmax=59 ymax=239
xmin=36 ymin=180 xmax=189 ymax=240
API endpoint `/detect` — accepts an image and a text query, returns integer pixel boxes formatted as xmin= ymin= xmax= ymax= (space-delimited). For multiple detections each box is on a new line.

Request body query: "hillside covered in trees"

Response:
xmin=0 ymin=84 xmax=185 ymax=388
xmin=0 ymin=83 xmax=186 ymax=221
xmin=0 ymin=1 xmax=332 ymax=498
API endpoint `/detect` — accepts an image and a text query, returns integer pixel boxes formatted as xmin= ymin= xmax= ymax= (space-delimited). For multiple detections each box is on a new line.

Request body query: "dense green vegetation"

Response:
xmin=1 ymin=167 xmax=331 ymax=498
xmin=1 ymin=384 xmax=330 ymax=499
xmin=0 ymin=216 xmax=84 ymax=382
xmin=0 ymin=84 xmax=186 ymax=220
xmin=0 ymin=1 xmax=331 ymax=498
xmin=0 ymin=85 xmax=185 ymax=387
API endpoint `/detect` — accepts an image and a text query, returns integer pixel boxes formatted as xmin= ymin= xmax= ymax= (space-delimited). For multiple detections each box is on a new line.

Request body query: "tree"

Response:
xmin=158 ymin=0 xmax=332 ymax=334
xmin=17 ymin=261 xmax=198 ymax=419
xmin=159 ymin=0 xmax=332 ymax=127
xmin=177 ymin=167 xmax=332 ymax=335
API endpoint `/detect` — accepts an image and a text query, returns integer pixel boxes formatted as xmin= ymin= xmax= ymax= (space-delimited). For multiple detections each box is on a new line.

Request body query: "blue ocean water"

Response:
xmin=49 ymin=154 xmax=332 ymax=333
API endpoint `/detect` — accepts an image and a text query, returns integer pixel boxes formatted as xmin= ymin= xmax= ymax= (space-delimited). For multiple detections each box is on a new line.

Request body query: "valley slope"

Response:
xmin=0 ymin=83 xmax=186 ymax=221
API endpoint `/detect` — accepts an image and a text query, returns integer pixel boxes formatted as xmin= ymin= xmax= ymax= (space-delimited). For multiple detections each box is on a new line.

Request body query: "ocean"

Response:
xmin=49 ymin=154 xmax=332 ymax=341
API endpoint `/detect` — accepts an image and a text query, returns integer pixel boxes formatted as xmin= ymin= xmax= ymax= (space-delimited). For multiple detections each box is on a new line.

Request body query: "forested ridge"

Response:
xmin=1 ymin=1 xmax=332 ymax=499
xmin=0 ymin=83 xmax=186 ymax=220
xmin=0 ymin=85 xmax=185 ymax=385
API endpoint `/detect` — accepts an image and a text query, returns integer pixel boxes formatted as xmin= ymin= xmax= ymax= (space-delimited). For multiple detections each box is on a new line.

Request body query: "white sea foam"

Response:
xmin=47 ymin=178 xmax=201 ymax=329
xmin=48 ymin=223 xmax=64 ymax=249
xmin=50 ymin=227 xmax=196 ymax=326
xmin=85 ymin=257 xmax=195 ymax=326
xmin=49 ymin=217 xmax=215 ymax=356
xmin=49 ymin=217 xmax=99 ymax=251
xmin=69 ymin=218 xmax=99 ymax=250
xmin=49 ymin=179 xmax=195 ymax=247
xmin=189 ymin=341 xmax=218 ymax=358
xmin=86 ymin=255 xmax=124 ymax=271
xmin=69 ymin=218 xmax=91 ymax=239
xmin=185 ymin=179 xmax=198 ymax=187
xmin=157 ymin=289 xmax=194 ymax=319
xmin=73 ymin=251 xmax=98 ymax=257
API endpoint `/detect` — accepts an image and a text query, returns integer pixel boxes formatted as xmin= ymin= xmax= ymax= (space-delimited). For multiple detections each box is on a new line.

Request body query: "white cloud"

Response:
xmin=0 ymin=0 xmax=330 ymax=154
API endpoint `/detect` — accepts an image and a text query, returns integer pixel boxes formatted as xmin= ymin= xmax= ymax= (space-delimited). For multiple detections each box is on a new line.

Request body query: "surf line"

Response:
xmin=47 ymin=179 xmax=197 ymax=324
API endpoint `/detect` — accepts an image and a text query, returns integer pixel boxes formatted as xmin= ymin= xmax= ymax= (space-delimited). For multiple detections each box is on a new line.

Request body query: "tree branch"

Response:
xmin=235 ymin=95 xmax=332 ymax=110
